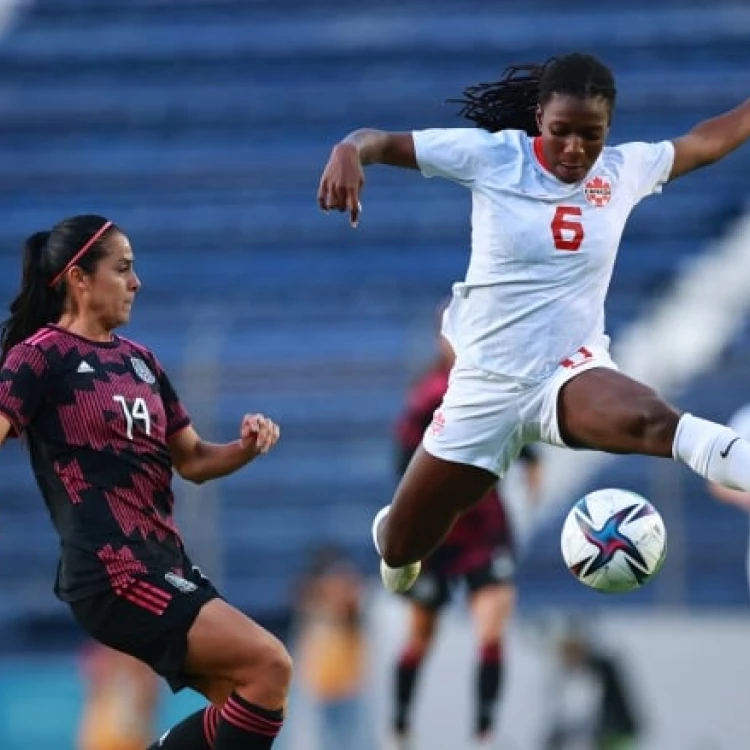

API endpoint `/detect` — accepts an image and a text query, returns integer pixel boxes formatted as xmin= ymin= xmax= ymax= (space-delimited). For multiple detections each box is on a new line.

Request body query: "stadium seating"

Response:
xmin=1 ymin=0 xmax=749 ymax=638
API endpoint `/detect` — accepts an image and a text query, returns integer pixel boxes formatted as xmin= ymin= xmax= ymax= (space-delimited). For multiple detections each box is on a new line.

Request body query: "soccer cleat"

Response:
xmin=380 ymin=558 xmax=421 ymax=594
xmin=371 ymin=505 xmax=421 ymax=594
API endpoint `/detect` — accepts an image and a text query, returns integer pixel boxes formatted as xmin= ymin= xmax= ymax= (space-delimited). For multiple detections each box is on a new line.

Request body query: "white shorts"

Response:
xmin=422 ymin=345 xmax=618 ymax=477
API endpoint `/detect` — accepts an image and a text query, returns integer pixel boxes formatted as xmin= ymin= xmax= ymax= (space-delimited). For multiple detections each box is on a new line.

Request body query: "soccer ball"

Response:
xmin=560 ymin=488 xmax=667 ymax=593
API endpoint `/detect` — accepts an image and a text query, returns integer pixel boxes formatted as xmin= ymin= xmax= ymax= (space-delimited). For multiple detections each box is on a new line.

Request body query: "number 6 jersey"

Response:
xmin=0 ymin=325 xmax=191 ymax=601
xmin=413 ymin=127 xmax=675 ymax=381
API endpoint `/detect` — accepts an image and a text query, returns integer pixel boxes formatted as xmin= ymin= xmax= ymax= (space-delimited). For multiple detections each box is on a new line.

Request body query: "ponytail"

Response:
xmin=0 ymin=231 xmax=63 ymax=365
xmin=450 ymin=53 xmax=616 ymax=134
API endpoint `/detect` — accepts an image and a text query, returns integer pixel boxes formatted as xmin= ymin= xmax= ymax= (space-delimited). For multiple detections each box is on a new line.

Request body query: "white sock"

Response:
xmin=371 ymin=505 xmax=391 ymax=558
xmin=673 ymin=413 xmax=750 ymax=491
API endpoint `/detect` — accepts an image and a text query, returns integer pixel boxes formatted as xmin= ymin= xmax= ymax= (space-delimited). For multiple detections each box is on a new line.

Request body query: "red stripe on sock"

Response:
xmin=398 ymin=647 xmax=424 ymax=669
xmin=225 ymin=696 xmax=283 ymax=729
xmin=221 ymin=700 xmax=283 ymax=737
xmin=203 ymin=705 xmax=220 ymax=745
xmin=480 ymin=640 xmax=502 ymax=664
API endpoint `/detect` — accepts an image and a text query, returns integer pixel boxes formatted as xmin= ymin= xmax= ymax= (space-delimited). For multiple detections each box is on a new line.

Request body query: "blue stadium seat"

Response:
xmin=1 ymin=0 xmax=749 ymax=635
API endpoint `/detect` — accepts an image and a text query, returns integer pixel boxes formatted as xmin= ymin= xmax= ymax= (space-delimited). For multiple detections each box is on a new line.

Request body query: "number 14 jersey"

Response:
xmin=413 ymin=127 xmax=675 ymax=381
xmin=0 ymin=325 xmax=191 ymax=601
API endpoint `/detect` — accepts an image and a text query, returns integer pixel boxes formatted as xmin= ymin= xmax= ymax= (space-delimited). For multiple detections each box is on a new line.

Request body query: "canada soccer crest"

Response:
xmin=584 ymin=176 xmax=612 ymax=207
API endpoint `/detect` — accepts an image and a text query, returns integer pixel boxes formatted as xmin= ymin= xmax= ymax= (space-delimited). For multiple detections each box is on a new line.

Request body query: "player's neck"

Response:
xmin=55 ymin=314 xmax=115 ymax=343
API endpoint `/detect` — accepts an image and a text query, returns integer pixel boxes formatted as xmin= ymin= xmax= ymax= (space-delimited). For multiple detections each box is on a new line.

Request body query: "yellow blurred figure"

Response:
xmin=77 ymin=644 xmax=159 ymax=750
xmin=294 ymin=544 xmax=372 ymax=750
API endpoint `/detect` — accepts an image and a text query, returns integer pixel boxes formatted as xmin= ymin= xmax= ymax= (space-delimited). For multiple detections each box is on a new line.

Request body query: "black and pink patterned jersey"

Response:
xmin=395 ymin=363 xmax=536 ymax=577
xmin=0 ymin=325 xmax=191 ymax=601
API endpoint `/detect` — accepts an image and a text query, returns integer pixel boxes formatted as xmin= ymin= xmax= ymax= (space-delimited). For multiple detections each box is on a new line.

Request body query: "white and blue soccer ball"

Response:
xmin=560 ymin=488 xmax=667 ymax=593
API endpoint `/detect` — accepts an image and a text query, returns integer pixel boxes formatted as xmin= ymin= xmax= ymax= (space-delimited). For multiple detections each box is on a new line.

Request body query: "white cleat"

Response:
xmin=380 ymin=558 xmax=421 ymax=594
xmin=372 ymin=505 xmax=422 ymax=594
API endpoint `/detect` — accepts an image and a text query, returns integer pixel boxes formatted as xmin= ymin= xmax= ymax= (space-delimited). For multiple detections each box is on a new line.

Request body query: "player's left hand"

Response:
xmin=239 ymin=413 xmax=280 ymax=456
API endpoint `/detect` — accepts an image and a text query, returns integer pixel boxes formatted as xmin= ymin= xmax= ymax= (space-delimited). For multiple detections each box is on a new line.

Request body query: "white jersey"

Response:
xmin=413 ymin=127 xmax=675 ymax=381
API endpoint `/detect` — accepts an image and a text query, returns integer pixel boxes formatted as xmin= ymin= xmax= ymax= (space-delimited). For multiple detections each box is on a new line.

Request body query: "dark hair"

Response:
xmin=0 ymin=214 xmax=116 ymax=363
xmin=450 ymin=52 xmax=617 ymax=135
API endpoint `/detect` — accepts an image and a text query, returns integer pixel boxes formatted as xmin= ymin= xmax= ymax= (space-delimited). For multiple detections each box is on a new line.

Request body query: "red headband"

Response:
xmin=48 ymin=220 xmax=113 ymax=288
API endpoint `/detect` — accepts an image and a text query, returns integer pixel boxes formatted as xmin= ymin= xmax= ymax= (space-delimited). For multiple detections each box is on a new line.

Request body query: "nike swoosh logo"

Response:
xmin=720 ymin=437 xmax=740 ymax=459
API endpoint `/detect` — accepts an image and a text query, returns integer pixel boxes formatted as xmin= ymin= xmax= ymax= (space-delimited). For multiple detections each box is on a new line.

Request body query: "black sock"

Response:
xmin=214 ymin=691 xmax=284 ymax=749
xmin=394 ymin=646 xmax=424 ymax=734
xmin=146 ymin=705 xmax=219 ymax=749
xmin=476 ymin=640 xmax=504 ymax=736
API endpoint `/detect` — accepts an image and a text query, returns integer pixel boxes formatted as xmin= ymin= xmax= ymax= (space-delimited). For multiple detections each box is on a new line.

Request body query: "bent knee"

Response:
xmin=257 ymin=639 xmax=294 ymax=688
xmin=619 ymin=398 xmax=679 ymax=452
xmin=236 ymin=634 xmax=293 ymax=693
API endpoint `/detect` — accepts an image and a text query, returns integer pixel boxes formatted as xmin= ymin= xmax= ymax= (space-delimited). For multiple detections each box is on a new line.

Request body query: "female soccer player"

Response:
xmin=707 ymin=402 xmax=750 ymax=598
xmin=0 ymin=215 xmax=288 ymax=750
xmin=390 ymin=328 xmax=541 ymax=749
xmin=317 ymin=52 xmax=750 ymax=592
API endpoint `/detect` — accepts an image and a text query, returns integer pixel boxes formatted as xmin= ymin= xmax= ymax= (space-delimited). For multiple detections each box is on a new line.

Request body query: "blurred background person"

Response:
xmin=77 ymin=643 xmax=160 ymax=750
xmin=543 ymin=621 xmax=643 ymax=750
xmin=292 ymin=544 xmax=372 ymax=750
xmin=389 ymin=317 xmax=542 ymax=749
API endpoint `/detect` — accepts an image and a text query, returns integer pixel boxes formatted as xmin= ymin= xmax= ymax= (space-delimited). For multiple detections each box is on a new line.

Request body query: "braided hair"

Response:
xmin=450 ymin=53 xmax=617 ymax=135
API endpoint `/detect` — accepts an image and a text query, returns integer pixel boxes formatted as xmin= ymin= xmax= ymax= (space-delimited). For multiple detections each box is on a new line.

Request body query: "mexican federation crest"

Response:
xmin=130 ymin=357 xmax=156 ymax=385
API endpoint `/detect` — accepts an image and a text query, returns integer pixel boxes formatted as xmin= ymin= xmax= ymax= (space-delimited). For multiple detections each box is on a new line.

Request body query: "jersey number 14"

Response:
xmin=551 ymin=206 xmax=584 ymax=252
xmin=113 ymin=395 xmax=152 ymax=439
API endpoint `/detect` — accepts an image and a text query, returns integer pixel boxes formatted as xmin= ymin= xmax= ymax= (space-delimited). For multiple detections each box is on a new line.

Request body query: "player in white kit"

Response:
xmin=317 ymin=52 xmax=750 ymax=593
xmin=707 ymin=403 xmax=750 ymax=598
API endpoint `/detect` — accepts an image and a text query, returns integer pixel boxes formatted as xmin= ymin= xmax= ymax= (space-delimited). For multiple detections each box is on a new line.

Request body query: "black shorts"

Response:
xmin=404 ymin=549 xmax=515 ymax=612
xmin=69 ymin=565 xmax=221 ymax=692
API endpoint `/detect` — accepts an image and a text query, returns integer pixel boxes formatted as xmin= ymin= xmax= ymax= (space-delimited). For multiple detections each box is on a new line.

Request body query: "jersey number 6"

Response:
xmin=551 ymin=206 xmax=584 ymax=252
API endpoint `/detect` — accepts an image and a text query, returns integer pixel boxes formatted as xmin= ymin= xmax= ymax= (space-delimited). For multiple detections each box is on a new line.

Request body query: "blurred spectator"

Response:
xmin=77 ymin=643 xmax=160 ymax=750
xmin=293 ymin=544 xmax=371 ymax=750
xmin=544 ymin=622 xmax=642 ymax=750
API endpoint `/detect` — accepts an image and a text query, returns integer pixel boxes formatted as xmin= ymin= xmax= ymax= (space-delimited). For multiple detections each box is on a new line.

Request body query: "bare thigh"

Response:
xmin=404 ymin=600 xmax=440 ymax=655
xmin=182 ymin=598 xmax=292 ymax=709
xmin=382 ymin=447 xmax=498 ymax=565
xmin=557 ymin=368 xmax=681 ymax=457
xmin=469 ymin=583 xmax=516 ymax=645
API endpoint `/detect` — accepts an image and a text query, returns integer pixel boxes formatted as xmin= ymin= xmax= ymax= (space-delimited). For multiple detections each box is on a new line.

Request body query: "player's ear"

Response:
xmin=535 ymin=104 xmax=543 ymax=133
xmin=68 ymin=266 xmax=89 ymax=292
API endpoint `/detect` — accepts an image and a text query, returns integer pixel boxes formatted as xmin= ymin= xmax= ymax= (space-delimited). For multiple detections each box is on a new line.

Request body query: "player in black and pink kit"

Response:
xmin=0 ymin=215 xmax=288 ymax=750
xmin=389 ymin=331 xmax=541 ymax=749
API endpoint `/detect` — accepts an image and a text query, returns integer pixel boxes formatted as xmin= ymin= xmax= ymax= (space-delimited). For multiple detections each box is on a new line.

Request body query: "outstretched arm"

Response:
xmin=318 ymin=130 xmax=416 ymax=226
xmin=168 ymin=413 xmax=279 ymax=485
xmin=707 ymin=481 xmax=750 ymax=513
xmin=670 ymin=98 xmax=750 ymax=180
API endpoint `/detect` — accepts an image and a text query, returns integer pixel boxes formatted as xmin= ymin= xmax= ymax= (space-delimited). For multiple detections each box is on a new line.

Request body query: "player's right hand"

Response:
xmin=240 ymin=413 xmax=280 ymax=457
xmin=317 ymin=143 xmax=364 ymax=228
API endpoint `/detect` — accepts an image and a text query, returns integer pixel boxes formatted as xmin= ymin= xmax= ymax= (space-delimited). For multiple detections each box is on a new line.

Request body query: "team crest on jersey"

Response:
xmin=584 ymin=176 xmax=612 ymax=207
xmin=164 ymin=572 xmax=197 ymax=593
xmin=430 ymin=410 xmax=446 ymax=436
xmin=130 ymin=357 xmax=156 ymax=385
